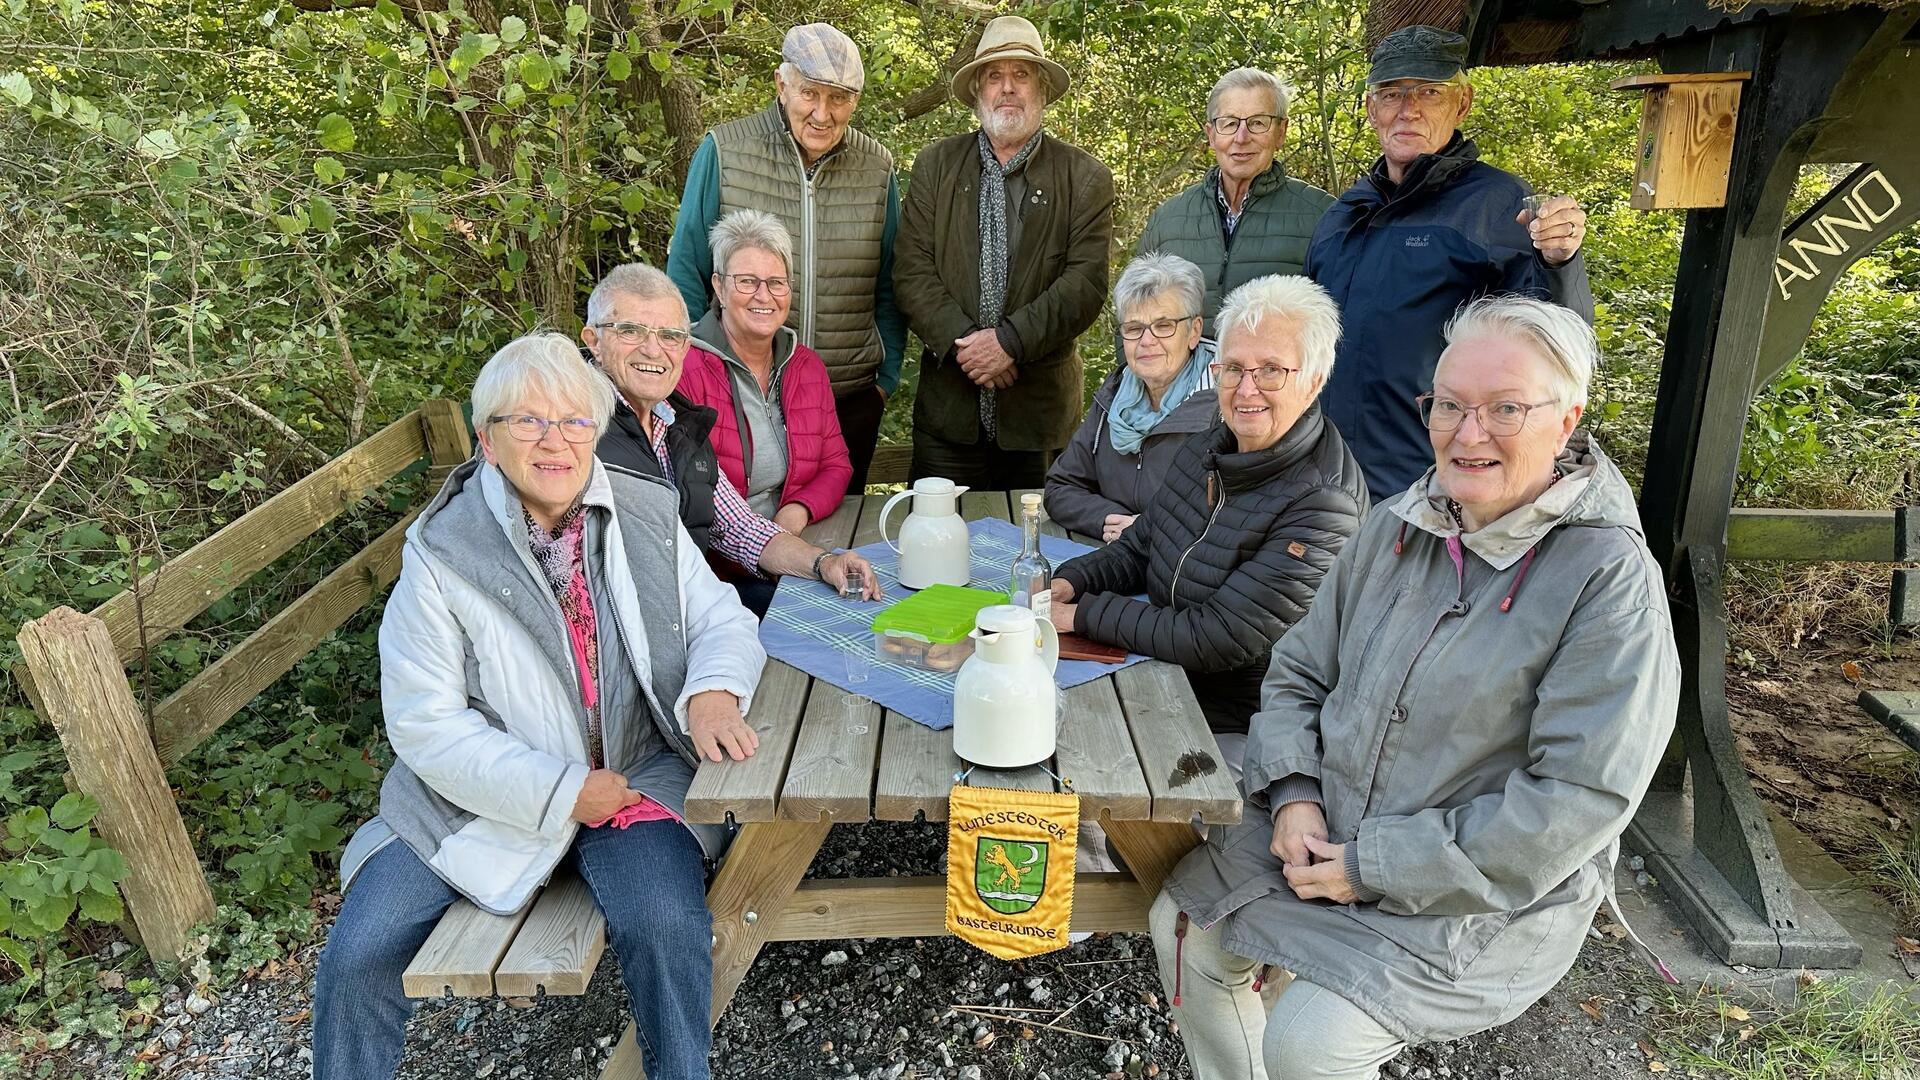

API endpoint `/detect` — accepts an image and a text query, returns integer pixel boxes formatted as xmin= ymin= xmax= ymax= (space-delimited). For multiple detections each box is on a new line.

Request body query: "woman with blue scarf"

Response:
xmin=1045 ymin=254 xmax=1219 ymax=542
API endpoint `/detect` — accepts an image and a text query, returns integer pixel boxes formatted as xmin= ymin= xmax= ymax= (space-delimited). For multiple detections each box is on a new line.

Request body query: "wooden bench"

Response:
xmin=1858 ymin=689 xmax=1920 ymax=752
xmin=397 ymin=489 xmax=1241 ymax=1080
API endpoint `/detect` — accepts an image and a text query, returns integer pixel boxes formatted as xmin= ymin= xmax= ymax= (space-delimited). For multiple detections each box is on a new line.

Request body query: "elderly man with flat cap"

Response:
xmin=894 ymin=14 xmax=1114 ymax=489
xmin=666 ymin=22 xmax=903 ymax=499
xmin=1307 ymin=24 xmax=1595 ymax=502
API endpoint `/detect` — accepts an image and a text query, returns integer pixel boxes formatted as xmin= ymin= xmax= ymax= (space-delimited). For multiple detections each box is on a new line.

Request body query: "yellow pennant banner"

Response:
xmin=945 ymin=784 xmax=1079 ymax=960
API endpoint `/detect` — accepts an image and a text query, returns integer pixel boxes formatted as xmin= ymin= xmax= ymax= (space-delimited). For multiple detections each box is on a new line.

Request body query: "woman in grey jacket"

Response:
xmin=1152 ymin=298 xmax=1679 ymax=1079
xmin=313 ymin=334 xmax=765 ymax=1080
xmin=1043 ymin=253 xmax=1220 ymax=542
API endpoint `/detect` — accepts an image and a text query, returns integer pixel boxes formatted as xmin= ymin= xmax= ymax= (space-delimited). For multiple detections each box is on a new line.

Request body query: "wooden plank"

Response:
xmin=89 ymin=408 xmax=431 ymax=662
xmin=867 ymin=443 xmax=912 ymax=486
xmin=401 ymin=897 xmax=532 ymax=998
xmin=1857 ymin=690 xmax=1920 ymax=752
xmin=492 ymin=875 xmax=607 ymax=997
xmin=684 ymin=661 xmax=809 ymax=824
xmin=1105 ymin=819 xmax=1205 ymax=899
xmin=1610 ymin=72 xmax=1754 ymax=89
xmin=149 ymin=507 xmax=421 ymax=768
xmin=1724 ymin=508 xmax=1905 ymax=562
xmin=706 ymin=820 xmax=832 ymax=1021
xmin=15 ymin=608 xmax=215 ymax=965
xmin=778 ymin=685 xmax=883 ymax=822
xmin=1054 ymin=678 xmax=1153 ymax=824
xmin=418 ymin=397 xmax=473 ymax=473
xmin=874 ymin=709 xmax=960 ymax=822
xmin=963 ymin=488 xmax=1011 ymax=524
xmin=1893 ymin=568 xmax=1917 ymax=627
xmin=762 ymin=873 xmax=1149 ymax=941
xmin=802 ymin=494 xmax=862 ymax=549
xmin=1115 ymin=661 xmax=1243 ymax=825
xmin=854 ymin=491 xmax=891 ymax=548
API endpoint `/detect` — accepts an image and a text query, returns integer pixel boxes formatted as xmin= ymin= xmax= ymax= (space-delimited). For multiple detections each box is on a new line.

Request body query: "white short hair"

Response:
xmin=471 ymin=331 xmax=616 ymax=438
xmin=709 ymin=209 xmax=794 ymax=278
xmin=1442 ymin=296 xmax=1596 ymax=408
xmin=1207 ymin=67 xmax=1294 ymax=121
xmin=586 ymin=262 xmax=687 ymax=328
xmin=1215 ymin=275 xmax=1341 ymax=386
xmin=1112 ymin=253 xmax=1205 ymax=323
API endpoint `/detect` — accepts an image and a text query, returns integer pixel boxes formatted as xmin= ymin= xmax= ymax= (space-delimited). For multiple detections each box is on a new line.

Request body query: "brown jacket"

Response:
xmin=894 ymin=130 xmax=1114 ymax=451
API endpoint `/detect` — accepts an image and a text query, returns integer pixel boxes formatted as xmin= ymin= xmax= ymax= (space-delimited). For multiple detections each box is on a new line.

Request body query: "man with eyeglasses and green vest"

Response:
xmin=1133 ymin=68 xmax=1335 ymax=335
xmin=665 ymin=22 xmax=903 ymax=498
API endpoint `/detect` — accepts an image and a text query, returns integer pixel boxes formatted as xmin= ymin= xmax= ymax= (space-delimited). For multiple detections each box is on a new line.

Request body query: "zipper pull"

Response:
xmin=1206 ymin=472 xmax=1215 ymax=506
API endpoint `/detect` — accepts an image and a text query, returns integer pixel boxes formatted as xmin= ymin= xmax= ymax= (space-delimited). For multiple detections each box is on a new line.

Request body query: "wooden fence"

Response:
xmin=15 ymin=401 xmax=470 ymax=965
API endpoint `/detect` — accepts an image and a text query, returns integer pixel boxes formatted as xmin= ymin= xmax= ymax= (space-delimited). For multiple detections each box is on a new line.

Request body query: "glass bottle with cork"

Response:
xmin=1009 ymin=493 xmax=1052 ymax=619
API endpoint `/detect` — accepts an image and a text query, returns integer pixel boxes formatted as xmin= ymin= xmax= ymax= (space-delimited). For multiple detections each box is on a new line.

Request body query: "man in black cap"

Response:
xmin=1307 ymin=24 xmax=1594 ymax=502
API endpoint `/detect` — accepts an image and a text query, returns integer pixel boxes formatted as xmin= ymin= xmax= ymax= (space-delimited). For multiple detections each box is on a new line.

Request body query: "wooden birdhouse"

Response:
xmin=1609 ymin=72 xmax=1751 ymax=210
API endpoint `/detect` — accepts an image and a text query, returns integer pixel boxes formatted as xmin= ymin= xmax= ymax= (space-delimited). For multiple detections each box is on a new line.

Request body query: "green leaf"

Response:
xmin=498 ymin=15 xmax=527 ymax=44
xmin=50 ymin=792 xmax=95 ymax=830
xmin=565 ymin=4 xmax=588 ymax=35
xmin=313 ymin=155 xmax=345 ymax=183
xmin=0 ymin=937 xmax=32 ymax=983
xmin=315 ymin=112 xmax=356 ymax=152
xmin=501 ymin=82 xmax=526 ymax=108
xmin=77 ymin=889 xmax=122 ymax=923
xmin=604 ymin=50 xmax=631 ymax=80
xmin=619 ymin=186 xmax=647 ymax=214
xmin=451 ymin=94 xmax=480 ymax=112
xmin=0 ymin=71 xmax=31 ymax=107
xmin=647 ymin=49 xmax=671 ymax=74
xmin=135 ymin=129 xmax=180 ymax=159
xmin=309 ymin=195 xmax=337 ymax=232
xmin=519 ymin=55 xmax=554 ymax=91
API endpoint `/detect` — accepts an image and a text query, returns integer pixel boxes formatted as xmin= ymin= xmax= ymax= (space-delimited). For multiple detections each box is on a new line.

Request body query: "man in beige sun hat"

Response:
xmin=894 ymin=15 xmax=1114 ymax=489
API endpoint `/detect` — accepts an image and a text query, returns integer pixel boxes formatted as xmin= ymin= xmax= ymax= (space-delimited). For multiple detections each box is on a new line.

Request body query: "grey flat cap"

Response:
xmin=1368 ymin=25 xmax=1468 ymax=85
xmin=782 ymin=23 xmax=864 ymax=94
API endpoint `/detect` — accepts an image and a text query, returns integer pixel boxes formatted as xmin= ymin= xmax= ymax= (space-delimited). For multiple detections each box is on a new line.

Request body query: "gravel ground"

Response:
xmin=66 ymin=821 xmax=1680 ymax=1080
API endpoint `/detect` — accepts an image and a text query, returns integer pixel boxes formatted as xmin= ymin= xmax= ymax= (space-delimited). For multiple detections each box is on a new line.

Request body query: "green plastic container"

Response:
xmin=868 ymin=584 xmax=1009 ymax=672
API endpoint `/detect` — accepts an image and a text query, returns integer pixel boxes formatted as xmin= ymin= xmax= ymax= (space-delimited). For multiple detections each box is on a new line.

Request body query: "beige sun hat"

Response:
xmin=949 ymin=15 xmax=1071 ymax=108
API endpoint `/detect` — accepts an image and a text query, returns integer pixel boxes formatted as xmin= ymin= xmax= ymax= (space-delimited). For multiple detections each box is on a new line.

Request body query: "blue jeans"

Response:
xmin=313 ymin=820 xmax=714 ymax=1080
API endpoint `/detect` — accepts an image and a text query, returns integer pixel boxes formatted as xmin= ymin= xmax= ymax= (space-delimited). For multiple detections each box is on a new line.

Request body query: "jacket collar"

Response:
xmin=1387 ymin=429 xmax=1639 ymax=569
xmin=1206 ymin=159 xmax=1290 ymax=204
xmin=1359 ymin=131 xmax=1477 ymax=207
xmin=1205 ymin=401 xmax=1328 ymax=493
xmin=689 ymin=306 xmax=797 ymax=377
xmin=612 ymin=391 xmax=717 ymax=447
xmin=768 ymin=99 xmax=847 ymax=173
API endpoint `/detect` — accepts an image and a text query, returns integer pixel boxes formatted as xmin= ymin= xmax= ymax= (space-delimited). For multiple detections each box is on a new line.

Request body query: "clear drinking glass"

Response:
xmin=840 ymin=565 xmax=866 ymax=600
xmin=1523 ymin=193 xmax=1550 ymax=219
xmin=843 ymin=646 xmax=872 ymax=734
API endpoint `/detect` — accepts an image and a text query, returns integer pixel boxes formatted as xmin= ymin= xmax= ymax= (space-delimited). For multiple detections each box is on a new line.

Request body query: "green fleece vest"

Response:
xmin=711 ymin=103 xmax=893 ymax=393
xmin=1134 ymin=163 xmax=1334 ymax=335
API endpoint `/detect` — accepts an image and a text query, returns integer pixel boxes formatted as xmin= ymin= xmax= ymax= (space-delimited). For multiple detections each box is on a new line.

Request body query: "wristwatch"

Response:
xmin=810 ymin=548 xmax=841 ymax=581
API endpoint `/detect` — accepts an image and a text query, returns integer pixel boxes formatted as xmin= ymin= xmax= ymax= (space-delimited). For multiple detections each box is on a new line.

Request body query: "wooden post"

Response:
xmin=16 ymin=607 xmax=215 ymax=965
xmin=418 ymin=397 xmax=473 ymax=474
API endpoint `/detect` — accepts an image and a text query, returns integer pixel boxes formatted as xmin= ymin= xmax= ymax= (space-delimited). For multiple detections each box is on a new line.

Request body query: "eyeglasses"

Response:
xmin=725 ymin=274 xmax=790 ymax=298
xmin=1119 ymin=314 xmax=1200 ymax=340
xmin=1367 ymin=83 xmax=1452 ymax=110
xmin=592 ymin=321 xmax=691 ymax=348
xmin=1416 ymin=394 xmax=1558 ymax=436
xmin=489 ymin=414 xmax=600 ymax=443
xmin=1209 ymin=363 xmax=1299 ymax=391
xmin=1208 ymin=113 xmax=1279 ymax=136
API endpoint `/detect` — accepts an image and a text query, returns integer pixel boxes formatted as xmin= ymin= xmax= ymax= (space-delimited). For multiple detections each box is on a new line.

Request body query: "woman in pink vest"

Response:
xmin=678 ymin=210 xmax=854 ymax=550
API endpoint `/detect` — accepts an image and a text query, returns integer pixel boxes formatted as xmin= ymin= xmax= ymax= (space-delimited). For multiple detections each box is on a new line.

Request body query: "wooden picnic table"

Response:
xmin=403 ymin=490 xmax=1243 ymax=1080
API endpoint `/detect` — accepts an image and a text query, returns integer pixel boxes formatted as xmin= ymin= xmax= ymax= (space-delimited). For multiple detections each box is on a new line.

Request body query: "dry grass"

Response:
xmin=1723 ymin=562 xmax=1904 ymax=665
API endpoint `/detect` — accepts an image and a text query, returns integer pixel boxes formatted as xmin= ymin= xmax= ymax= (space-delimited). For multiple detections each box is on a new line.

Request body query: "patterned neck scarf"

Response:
xmin=975 ymin=128 xmax=1042 ymax=440
xmin=524 ymin=504 xmax=603 ymax=767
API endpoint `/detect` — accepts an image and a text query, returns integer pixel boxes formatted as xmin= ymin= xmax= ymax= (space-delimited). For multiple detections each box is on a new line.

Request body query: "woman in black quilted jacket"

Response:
xmin=1048 ymin=275 xmax=1368 ymax=754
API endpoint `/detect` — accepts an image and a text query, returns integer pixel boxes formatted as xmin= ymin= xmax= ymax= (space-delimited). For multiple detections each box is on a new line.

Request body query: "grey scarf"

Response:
xmin=975 ymin=128 xmax=1041 ymax=440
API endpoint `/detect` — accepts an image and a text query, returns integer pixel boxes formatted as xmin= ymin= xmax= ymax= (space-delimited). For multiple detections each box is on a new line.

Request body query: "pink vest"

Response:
xmin=676 ymin=338 xmax=854 ymax=524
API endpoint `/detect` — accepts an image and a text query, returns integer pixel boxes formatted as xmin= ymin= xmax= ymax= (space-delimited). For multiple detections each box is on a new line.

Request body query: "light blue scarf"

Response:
xmin=1106 ymin=338 xmax=1216 ymax=455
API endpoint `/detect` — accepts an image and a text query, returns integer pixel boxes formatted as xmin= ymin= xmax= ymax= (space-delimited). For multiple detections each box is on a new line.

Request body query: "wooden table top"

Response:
xmin=683 ymin=490 xmax=1244 ymax=830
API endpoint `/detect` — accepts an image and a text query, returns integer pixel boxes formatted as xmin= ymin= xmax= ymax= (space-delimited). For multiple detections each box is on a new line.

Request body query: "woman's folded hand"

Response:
xmin=1270 ymin=800 xmax=1328 ymax=868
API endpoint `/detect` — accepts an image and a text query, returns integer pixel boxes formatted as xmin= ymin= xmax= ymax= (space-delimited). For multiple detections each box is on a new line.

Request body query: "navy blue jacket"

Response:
xmin=1306 ymin=134 xmax=1593 ymax=501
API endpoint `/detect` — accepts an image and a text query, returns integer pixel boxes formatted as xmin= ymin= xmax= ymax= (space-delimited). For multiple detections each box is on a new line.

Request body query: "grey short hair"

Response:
xmin=1441 ymin=296 xmax=1596 ymax=408
xmin=1112 ymin=253 xmax=1205 ymax=324
xmin=585 ymin=262 xmax=687 ymax=328
xmin=709 ymin=209 xmax=794 ymax=278
xmin=968 ymin=59 xmax=1051 ymax=104
xmin=472 ymin=331 xmax=616 ymax=438
xmin=1207 ymin=67 xmax=1293 ymax=121
xmin=1215 ymin=275 xmax=1342 ymax=386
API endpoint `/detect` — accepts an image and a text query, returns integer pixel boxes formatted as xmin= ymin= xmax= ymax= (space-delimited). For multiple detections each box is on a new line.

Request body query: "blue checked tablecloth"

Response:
xmin=760 ymin=517 xmax=1148 ymax=730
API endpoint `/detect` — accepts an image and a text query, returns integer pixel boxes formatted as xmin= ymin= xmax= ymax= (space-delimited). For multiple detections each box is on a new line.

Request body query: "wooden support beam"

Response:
xmin=1723 ymin=507 xmax=1912 ymax=562
xmin=15 ymin=608 xmax=215 ymax=965
xmin=763 ymin=873 xmax=1149 ymax=941
xmin=88 ymin=407 xmax=432 ymax=663
xmin=149 ymin=507 xmax=420 ymax=768
xmin=418 ymin=397 xmax=473 ymax=473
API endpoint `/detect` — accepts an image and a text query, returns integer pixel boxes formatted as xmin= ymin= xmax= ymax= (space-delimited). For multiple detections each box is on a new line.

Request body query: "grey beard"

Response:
xmin=977 ymin=104 xmax=1041 ymax=147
